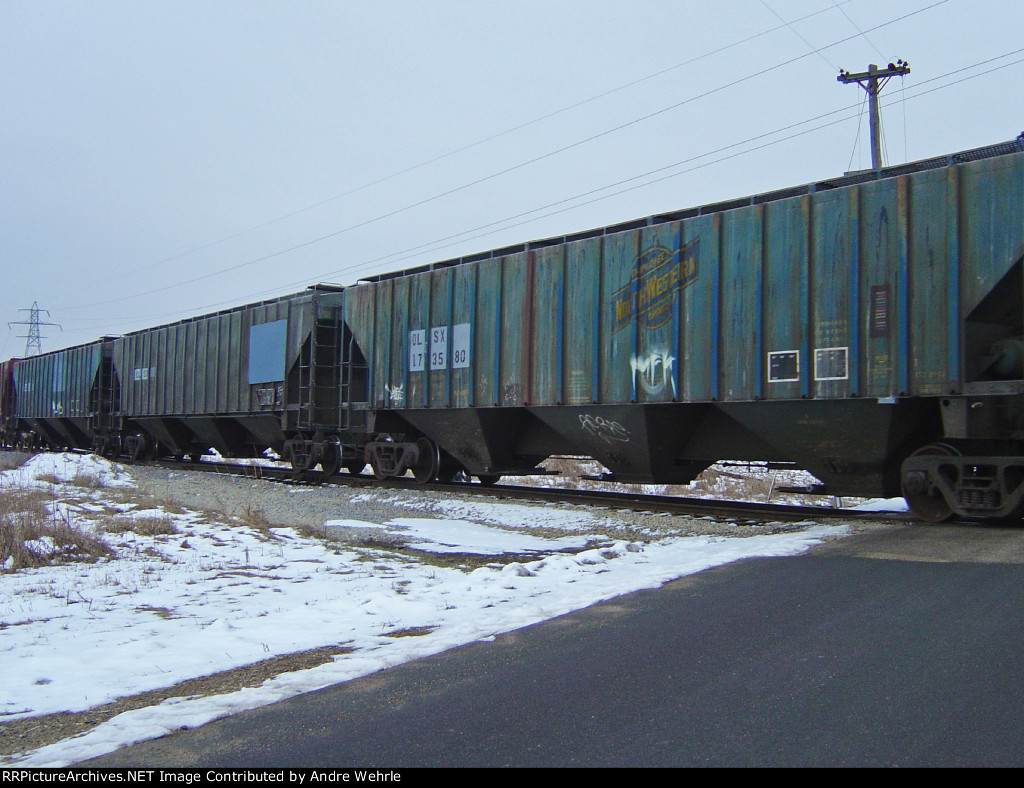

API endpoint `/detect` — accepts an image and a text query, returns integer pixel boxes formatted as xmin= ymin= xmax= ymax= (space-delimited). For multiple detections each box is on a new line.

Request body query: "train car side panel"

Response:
xmin=761 ymin=196 xmax=807 ymax=401
xmin=907 ymin=166 xmax=954 ymax=395
xmin=451 ymin=260 xmax=475 ymax=410
xmin=678 ymin=214 xmax=716 ymax=403
xmin=428 ymin=267 xmax=452 ymax=409
xmin=474 ymin=258 xmax=500 ymax=407
xmin=530 ymin=245 xmax=564 ymax=407
xmin=564 ymin=237 xmax=600 ymax=406
xmin=960 ymin=154 xmax=1024 ymax=316
xmin=810 ymin=187 xmax=853 ymax=400
xmin=600 ymin=229 xmax=638 ymax=404
xmin=720 ymin=205 xmax=764 ymax=402
xmin=500 ymin=252 xmax=528 ymax=407
xmin=634 ymin=221 xmax=682 ymax=404
xmin=858 ymin=177 xmax=900 ymax=399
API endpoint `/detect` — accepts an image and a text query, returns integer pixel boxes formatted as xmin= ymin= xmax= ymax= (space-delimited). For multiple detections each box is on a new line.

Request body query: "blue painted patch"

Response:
xmin=248 ymin=320 xmax=287 ymax=384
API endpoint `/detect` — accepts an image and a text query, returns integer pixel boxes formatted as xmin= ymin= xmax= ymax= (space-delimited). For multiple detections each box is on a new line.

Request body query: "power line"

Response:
xmin=68 ymin=0 xmax=864 ymax=295
xmin=70 ymin=46 xmax=1024 ymax=334
xmin=51 ymin=0 xmax=950 ymax=315
xmin=847 ymin=90 xmax=868 ymax=172
xmin=205 ymin=51 xmax=1024 ymax=296
xmin=759 ymin=0 xmax=838 ymax=70
xmin=829 ymin=0 xmax=887 ymax=60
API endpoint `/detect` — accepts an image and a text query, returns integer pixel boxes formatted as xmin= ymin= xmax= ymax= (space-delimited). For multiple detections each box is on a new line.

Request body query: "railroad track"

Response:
xmin=158 ymin=457 xmax=911 ymax=525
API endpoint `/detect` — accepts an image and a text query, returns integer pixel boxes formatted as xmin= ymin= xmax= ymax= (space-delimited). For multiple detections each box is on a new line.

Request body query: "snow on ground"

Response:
xmin=848 ymin=497 xmax=910 ymax=512
xmin=1 ymin=452 xmax=855 ymax=767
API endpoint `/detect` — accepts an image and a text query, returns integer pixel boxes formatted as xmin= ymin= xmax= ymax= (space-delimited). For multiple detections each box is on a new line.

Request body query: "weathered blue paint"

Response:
xmin=710 ymin=213 xmax=721 ymax=401
xmin=848 ymin=189 xmax=861 ymax=396
xmin=556 ymin=263 xmax=564 ymax=404
xmin=357 ymin=141 xmax=1024 ymax=415
xmin=592 ymin=240 xmax=602 ymax=403
xmin=799 ymin=198 xmax=812 ymax=400
xmin=947 ymin=165 xmax=961 ymax=392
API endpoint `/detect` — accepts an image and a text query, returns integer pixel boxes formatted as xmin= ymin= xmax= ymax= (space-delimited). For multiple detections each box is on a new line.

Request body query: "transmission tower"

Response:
xmin=8 ymin=302 xmax=62 ymax=356
xmin=838 ymin=60 xmax=910 ymax=170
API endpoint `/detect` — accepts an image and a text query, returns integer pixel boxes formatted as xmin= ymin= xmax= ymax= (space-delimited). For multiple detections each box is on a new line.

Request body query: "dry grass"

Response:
xmin=102 ymin=515 xmax=179 ymax=537
xmin=0 ymin=509 xmax=113 ymax=572
xmin=237 ymin=502 xmax=272 ymax=531
xmin=0 ymin=475 xmax=115 ymax=572
xmin=0 ymin=488 xmax=52 ymax=521
xmin=689 ymin=466 xmax=775 ymax=500
xmin=383 ymin=625 xmax=436 ymax=638
xmin=537 ymin=456 xmax=831 ymax=505
xmin=68 ymin=471 xmax=110 ymax=490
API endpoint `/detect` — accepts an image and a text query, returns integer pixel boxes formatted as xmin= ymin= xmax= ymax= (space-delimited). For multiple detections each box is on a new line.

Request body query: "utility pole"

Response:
xmin=838 ymin=59 xmax=910 ymax=170
xmin=8 ymin=302 xmax=61 ymax=356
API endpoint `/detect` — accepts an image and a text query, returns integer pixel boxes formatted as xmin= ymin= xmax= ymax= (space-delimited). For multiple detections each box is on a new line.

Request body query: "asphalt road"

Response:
xmin=83 ymin=521 xmax=1024 ymax=767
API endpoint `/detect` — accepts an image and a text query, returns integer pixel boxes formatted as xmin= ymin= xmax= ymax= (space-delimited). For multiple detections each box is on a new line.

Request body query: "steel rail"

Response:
xmin=157 ymin=457 xmax=910 ymax=525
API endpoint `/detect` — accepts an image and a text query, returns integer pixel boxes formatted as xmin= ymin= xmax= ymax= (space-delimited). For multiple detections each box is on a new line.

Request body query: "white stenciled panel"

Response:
xmin=408 ymin=330 xmax=426 ymax=372
xmin=452 ymin=323 xmax=471 ymax=369
xmin=429 ymin=326 xmax=448 ymax=370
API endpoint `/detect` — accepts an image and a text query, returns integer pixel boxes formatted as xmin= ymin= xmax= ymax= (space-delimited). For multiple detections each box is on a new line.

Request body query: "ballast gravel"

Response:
xmin=125 ymin=462 xmax=816 ymax=544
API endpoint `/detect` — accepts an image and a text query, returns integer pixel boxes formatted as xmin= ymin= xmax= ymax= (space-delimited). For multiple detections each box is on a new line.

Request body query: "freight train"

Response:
xmin=3 ymin=135 xmax=1024 ymax=523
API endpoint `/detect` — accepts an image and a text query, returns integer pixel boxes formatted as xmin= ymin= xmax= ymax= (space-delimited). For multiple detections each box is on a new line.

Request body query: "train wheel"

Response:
xmin=477 ymin=474 xmax=501 ymax=487
xmin=318 ymin=436 xmax=342 ymax=478
xmin=902 ymin=443 xmax=958 ymax=523
xmin=347 ymin=463 xmax=366 ymax=476
xmin=129 ymin=434 xmax=149 ymax=462
xmin=371 ymin=461 xmax=389 ymax=481
xmin=102 ymin=435 xmax=121 ymax=459
xmin=411 ymin=438 xmax=439 ymax=484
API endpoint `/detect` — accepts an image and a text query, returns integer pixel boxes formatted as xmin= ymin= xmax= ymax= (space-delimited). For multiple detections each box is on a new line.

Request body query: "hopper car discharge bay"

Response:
xmin=3 ymin=135 xmax=1024 ymax=524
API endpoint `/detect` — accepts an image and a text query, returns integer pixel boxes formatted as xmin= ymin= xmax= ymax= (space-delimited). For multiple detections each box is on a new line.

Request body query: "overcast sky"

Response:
xmin=2 ymin=0 xmax=1021 ymax=355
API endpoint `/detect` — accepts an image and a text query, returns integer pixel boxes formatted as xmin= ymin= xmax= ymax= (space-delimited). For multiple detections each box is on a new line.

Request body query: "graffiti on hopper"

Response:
xmin=631 ymin=347 xmax=677 ymax=396
xmin=612 ymin=239 xmax=699 ymax=333
xmin=579 ymin=414 xmax=630 ymax=444
xmin=385 ymin=384 xmax=405 ymax=407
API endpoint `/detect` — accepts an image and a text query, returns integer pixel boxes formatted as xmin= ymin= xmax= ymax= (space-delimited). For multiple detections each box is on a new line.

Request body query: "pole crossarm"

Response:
xmin=837 ymin=60 xmax=911 ymax=86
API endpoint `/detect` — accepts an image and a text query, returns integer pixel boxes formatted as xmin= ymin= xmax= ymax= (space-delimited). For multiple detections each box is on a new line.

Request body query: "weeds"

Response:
xmin=539 ymin=456 xmax=832 ymax=505
xmin=68 ymin=471 xmax=109 ymax=490
xmin=692 ymin=466 xmax=775 ymax=501
xmin=0 ymin=489 xmax=52 ymax=521
xmin=0 ymin=478 xmax=114 ymax=571
xmin=102 ymin=515 xmax=179 ymax=537
xmin=1 ymin=509 xmax=113 ymax=572
xmin=238 ymin=502 xmax=272 ymax=531
xmin=382 ymin=625 xmax=436 ymax=638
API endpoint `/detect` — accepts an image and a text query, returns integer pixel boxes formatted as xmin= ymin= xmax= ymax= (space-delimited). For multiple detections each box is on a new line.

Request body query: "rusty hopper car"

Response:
xmin=344 ymin=136 xmax=1024 ymax=522
xmin=108 ymin=285 xmax=359 ymax=472
xmin=5 ymin=341 xmax=113 ymax=452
